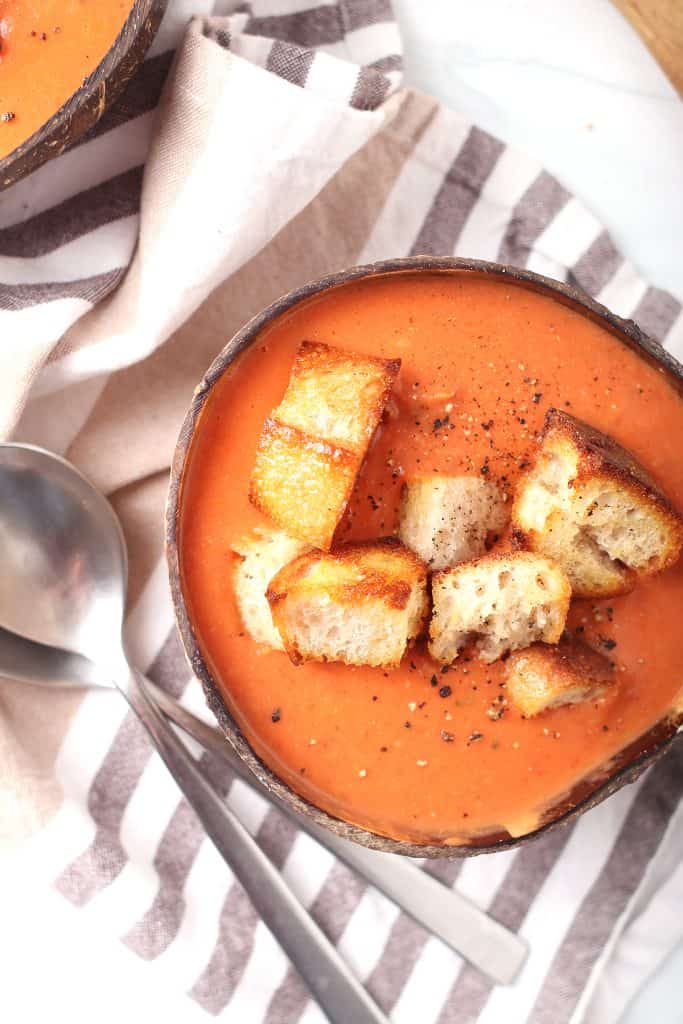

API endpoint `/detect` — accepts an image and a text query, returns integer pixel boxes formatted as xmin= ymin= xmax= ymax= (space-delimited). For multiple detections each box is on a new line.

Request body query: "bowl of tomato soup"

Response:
xmin=167 ymin=257 xmax=683 ymax=857
xmin=0 ymin=0 xmax=167 ymax=189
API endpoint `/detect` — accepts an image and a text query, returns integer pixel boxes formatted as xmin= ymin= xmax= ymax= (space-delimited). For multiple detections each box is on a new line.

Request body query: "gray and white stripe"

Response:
xmin=0 ymin=0 xmax=401 ymax=333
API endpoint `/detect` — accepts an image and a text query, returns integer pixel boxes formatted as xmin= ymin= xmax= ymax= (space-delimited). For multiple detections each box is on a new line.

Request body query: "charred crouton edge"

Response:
xmin=250 ymin=342 xmax=400 ymax=551
xmin=266 ymin=537 xmax=429 ymax=668
xmin=512 ymin=408 xmax=683 ymax=598
xmin=505 ymin=636 xmax=616 ymax=717
xmin=429 ymin=550 xmax=571 ymax=665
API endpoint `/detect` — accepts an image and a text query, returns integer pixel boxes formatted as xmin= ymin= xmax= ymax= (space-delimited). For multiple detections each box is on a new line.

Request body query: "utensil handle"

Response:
xmin=146 ymin=679 xmax=528 ymax=985
xmin=0 ymin=624 xmax=88 ymax=687
xmin=0 ymin=620 xmax=525 ymax=987
xmin=121 ymin=667 xmax=387 ymax=1024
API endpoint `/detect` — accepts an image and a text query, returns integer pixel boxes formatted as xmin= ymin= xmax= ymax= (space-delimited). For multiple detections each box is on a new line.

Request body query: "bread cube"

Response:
xmin=399 ymin=474 xmax=508 ymax=569
xmin=266 ymin=538 xmax=428 ymax=668
xmin=250 ymin=419 xmax=359 ymax=552
xmin=506 ymin=637 xmax=615 ymax=717
xmin=250 ymin=343 xmax=400 ymax=550
xmin=275 ymin=341 xmax=401 ymax=454
xmin=429 ymin=551 xmax=570 ymax=665
xmin=232 ymin=528 xmax=310 ymax=650
xmin=513 ymin=408 xmax=683 ymax=598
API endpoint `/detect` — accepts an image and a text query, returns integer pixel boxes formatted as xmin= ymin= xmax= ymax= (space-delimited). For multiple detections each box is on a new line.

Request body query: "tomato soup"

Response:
xmin=179 ymin=271 xmax=683 ymax=845
xmin=0 ymin=0 xmax=135 ymax=159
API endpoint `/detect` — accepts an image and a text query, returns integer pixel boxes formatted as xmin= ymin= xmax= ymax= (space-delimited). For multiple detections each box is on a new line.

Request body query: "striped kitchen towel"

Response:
xmin=1 ymin=2 xmax=682 ymax=1023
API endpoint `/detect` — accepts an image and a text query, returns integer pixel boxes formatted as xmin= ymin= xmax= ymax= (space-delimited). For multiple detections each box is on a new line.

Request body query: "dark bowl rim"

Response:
xmin=165 ymin=255 xmax=683 ymax=859
xmin=0 ymin=0 xmax=168 ymax=190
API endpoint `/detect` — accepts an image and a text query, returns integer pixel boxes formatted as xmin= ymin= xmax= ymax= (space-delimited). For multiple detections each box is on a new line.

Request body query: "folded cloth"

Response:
xmin=1 ymin=2 xmax=682 ymax=1023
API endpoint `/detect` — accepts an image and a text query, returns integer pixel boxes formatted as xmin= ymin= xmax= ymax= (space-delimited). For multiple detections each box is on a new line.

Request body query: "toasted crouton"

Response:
xmin=275 ymin=341 xmax=401 ymax=454
xmin=251 ymin=420 xmax=359 ymax=552
xmin=232 ymin=528 xmax=310 ymax=649
xmin=429 ymin=552 xmax=570 ymax=664
xmin=506 ymin=637 xmax=615 ymax=717
xmin=266 ymin=538 xmax=428 ymax=668
xmin=399 ymin=475 xmax=508 ymax=569
xmin=512 ymin=408 xmax=683 ymax=598
xmin=250 ymin=343 xmax=400 ymax=550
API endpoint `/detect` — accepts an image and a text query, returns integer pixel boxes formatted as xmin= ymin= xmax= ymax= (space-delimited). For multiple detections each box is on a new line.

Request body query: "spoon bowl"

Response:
xmin=0 ymin=444 xmax=127 ymax=665
xmin=0 ymin=441 xmax=392 ymax=1024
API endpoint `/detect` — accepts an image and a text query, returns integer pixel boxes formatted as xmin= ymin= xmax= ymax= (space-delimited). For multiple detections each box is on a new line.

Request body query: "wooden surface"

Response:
xmin=612 ymin=0 xmax=683 ymax=96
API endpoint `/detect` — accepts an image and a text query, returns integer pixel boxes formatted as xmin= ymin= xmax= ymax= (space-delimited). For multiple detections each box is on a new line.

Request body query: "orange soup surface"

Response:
xmin=0 ymin=0 xmax=135 ymax=158
xmin=179 ymin=272 xmax=683 ymax=845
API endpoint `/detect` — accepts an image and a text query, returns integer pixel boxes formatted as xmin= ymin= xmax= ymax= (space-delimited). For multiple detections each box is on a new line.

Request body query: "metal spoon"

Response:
xmin=0 ymin=623 xmax=528 ymax=984
xmin=0 ymin=442 xmax=388 ymax=1024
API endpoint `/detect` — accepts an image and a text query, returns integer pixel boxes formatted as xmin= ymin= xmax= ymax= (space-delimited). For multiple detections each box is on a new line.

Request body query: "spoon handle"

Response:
xmin=121 ymin=666 xmax=388 ymax=1024
xmin=145 ymin=680 xmax=528 ymax=985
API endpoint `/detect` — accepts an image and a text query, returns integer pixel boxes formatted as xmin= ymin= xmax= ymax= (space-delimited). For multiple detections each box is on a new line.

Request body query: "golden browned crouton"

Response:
xmin=250 ymin=343 xmax=400 ymax=550
xmin=512 ymin=408 xmax=683 ymax=598
xmin=232 ymin=528 xmax=310 ymax=650
xmin=275 ymin=341 xmax=401 ymax=454
xmin=505 ymin=637 xmax=616 ymax=717
xmin=250 ymin=420 xmax=358 ymax=552
xmin=266 ymin=537 xmax=428 ymax=668
xmin=429 ymin=551 xmax=570 ymax=664
xmin=399 ymin=474 xmax=508 ymax=569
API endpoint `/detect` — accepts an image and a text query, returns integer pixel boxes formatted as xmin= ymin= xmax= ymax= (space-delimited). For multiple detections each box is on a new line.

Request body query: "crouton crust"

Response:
xmin=249 ymin=342 xmax=401 ymax=550
xmin=275 ymin=341 xmax=401 ymax=454
xmin=512 ymin=408 xmax=683 ymax=597
xmin=268 ymin=537 xmax=427 ymax=612
xmin=543 ymin=408 xmax=680 ymax=518
xmin=250 ymin=418 xmax=358 ymax=551
xmin=266 ymin=538 xmax=429 ymax=668
xmin=506 ymin=636 xmax=615 ymax=717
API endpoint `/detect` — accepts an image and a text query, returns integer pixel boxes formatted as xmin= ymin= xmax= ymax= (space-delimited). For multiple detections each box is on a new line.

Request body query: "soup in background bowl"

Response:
xmin=167 ymin=258 xmax=683 ymax=857
xmin=0 ymin=0 xmax=166 ymax=188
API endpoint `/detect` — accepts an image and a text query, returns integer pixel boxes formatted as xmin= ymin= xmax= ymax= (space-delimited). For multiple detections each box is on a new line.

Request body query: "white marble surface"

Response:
xmin=1 ymin=5 xmax=681 ymax=1024
xmin=394 ymin=0 xmax=683 ymax=302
